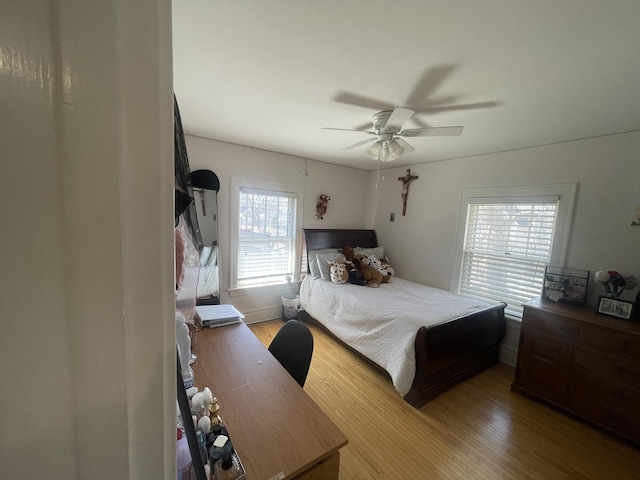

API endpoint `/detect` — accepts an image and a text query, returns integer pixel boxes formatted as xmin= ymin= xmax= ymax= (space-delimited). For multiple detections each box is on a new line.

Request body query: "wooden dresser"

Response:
xmin=512 ymin=297 xmax=640 ymax=444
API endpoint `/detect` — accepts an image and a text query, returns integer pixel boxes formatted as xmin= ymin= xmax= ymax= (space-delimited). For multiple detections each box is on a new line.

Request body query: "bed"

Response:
xmin=300 ymin=228 xmax=506 ymax=408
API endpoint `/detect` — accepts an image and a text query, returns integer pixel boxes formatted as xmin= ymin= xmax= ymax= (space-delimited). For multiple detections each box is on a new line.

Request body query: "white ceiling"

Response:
xmin=172 ymin=1 xmax=640 ymax=172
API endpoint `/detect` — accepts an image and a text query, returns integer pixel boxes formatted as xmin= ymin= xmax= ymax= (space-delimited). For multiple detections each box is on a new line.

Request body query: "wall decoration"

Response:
xmin=398 ymin=168 xmax=419 ymax=216
xmin=597 ymin=296 xmax=634 ymax=320
xmin=315 ymin=193 xmax=330 ymax=219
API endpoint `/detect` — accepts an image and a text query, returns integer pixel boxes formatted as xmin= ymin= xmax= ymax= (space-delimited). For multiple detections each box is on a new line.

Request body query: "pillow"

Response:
xmin=307 ymin=248 xmax=340 ymax=277
xmin=354 ymin=246 xmax=385 ymax=260
xmin=199 ymin=246 xmax=212 ymax=267
xmin=316 ymin=252 xmax=346 ymax=280
xmin=206 ymin=245 xmax=218 ymax=267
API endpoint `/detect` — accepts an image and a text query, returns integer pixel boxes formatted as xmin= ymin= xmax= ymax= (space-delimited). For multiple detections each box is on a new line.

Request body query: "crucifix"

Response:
xmin=398 ymin=168 xmax=418 ymax=216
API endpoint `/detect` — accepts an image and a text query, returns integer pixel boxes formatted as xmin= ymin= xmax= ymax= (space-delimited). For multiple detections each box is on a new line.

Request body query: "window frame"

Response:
xmin=450 ymin=183 xmax=577 ymax=318
xmin=229 ymin=177 xmax=304 ymax=295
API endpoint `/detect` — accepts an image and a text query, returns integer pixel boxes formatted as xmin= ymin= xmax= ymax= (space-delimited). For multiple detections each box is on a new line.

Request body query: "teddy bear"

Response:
xmin=341 ymin=245 xmax=362 ymax=270
xmin=368 ymin=255 xmax=395 ymax=283
xmin=358 ymin=254 xmax=383 ymax=288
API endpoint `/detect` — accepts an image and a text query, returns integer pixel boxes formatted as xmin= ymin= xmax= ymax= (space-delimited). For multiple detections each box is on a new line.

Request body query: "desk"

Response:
xmin=192 ymin=322 xmax=348 ymax=479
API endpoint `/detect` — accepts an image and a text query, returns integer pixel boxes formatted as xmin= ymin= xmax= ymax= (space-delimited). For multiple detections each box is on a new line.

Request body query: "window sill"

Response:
xmin=228 ymin=281 xmax=301 ymax=298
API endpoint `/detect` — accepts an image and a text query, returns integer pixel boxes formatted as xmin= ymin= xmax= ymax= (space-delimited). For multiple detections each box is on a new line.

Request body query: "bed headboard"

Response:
xmin=303 ymin=228 xmax=378 ymax=251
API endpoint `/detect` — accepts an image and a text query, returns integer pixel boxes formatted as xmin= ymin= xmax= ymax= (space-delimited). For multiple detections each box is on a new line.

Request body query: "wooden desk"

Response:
xmin=192 ymin=322 xmax=348 ymax=479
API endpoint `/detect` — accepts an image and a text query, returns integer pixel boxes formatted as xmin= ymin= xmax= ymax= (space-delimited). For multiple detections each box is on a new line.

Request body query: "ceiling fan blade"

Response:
xmin=333 ymin=92 xmax=395 ymax=111
xmin=394 ymin=137 xmax=415 ymax=153
xmin=385 ymin=107 xmax=415 ymax=130
xmin=405 ymin=65 xmax=456 ymax=106
xmin=400 ymin=126 xmax=463 ymax=137
xmin=322 ymin=127 xmax=375 ymax=134
xmin=341 ymin=138 xmax=377 ymax=151
xmin=417 ymin=101 xmax=500 ymax=114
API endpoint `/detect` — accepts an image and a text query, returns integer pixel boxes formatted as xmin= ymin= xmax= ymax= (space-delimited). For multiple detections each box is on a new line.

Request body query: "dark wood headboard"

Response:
xmin=303 ymin=229 xmax=378 ymax=251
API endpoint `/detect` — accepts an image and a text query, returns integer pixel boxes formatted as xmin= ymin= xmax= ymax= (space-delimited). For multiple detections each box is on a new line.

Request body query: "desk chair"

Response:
xmin=268 ymin=320 xmax=314 ymax=387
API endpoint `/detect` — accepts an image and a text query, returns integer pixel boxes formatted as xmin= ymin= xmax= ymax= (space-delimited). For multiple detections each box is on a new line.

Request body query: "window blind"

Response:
xmin=459 ymin=202 xmax=559 ymax=317
xmin=237 ymin=187 xmax=297 ymax=287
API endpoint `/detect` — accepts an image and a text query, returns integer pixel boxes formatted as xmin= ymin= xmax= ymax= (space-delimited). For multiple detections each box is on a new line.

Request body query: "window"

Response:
xmin=230 ymin=179 xmax=303 ymax=291
xmin=452 ymin=184 xmax=576 ymax=317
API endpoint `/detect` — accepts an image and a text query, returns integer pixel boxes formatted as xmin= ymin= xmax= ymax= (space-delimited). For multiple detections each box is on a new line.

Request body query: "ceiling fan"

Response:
xmin=323 ymin=107 xmax=463 ymax=162
xmin=323 ymin=65 xmax=499 ymax=161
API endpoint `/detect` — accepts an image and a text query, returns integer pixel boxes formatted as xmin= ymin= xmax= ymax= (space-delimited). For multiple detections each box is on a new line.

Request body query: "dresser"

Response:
xmin=191 ymin=321 xmax=348 ymax=479
xmin=512 ymin=297 xmax=640 ymax=444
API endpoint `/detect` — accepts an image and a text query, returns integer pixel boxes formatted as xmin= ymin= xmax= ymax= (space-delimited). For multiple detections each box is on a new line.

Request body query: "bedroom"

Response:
xmin=172 ymin=1 xmax=640 ymax=477
xmin=3 ymin=1 xmax=639 ymax=479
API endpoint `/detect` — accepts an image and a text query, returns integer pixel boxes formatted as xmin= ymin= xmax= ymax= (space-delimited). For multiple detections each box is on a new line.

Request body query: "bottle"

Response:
xmin=213 ymin=451 xmax=241 ymax=480
xmin=208 ymin=432 xmax=234 ymax=468
xmin=176 ymin=436 xmax=192 ymax=480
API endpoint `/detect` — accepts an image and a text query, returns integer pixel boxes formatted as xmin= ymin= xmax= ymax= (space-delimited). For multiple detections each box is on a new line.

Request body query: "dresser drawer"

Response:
xmin=523 ymin=307 xmax=580 ymax=339
xmin=628 ymin=336 xmax=640 ymax=359
xmin=572 ymin=346 xmax=640 ymax=387
xmin=574 ymin=324 xmax=629 ymax=355
xmin=568 ymin=369 xmax=640 ymax=442
xmin=568 ymin=368 xmax=640 ymax=418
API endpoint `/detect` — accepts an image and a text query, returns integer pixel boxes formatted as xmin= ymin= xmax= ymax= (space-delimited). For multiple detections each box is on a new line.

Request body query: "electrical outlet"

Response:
xmin=390 ymin=213 xmax=395 ymax=222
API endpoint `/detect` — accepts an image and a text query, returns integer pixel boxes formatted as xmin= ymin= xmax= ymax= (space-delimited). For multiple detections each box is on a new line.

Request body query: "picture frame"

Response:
xmin=597 ymin=296 xmax=634 ymax=320
xmin=542 ymin=266 xmax=589 ymax=305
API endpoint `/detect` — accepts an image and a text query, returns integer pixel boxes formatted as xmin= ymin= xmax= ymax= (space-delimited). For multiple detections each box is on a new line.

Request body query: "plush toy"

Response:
xmin=359 ymin=254 xmax=383 ymax=288
xmin=341 ymin=245 xmax=363 ymax=270
xmin=328 ymin=260 xmax=348 ymax=284
xmin=315 ymin=194 xmax=330 ymax=219
xmin=344 ymin=260 xmax=366 ymax=286
xmin=369 ymin=255 xmax=395 ymax=283
xmin=380 ymin=259 xmax=395 ymax=283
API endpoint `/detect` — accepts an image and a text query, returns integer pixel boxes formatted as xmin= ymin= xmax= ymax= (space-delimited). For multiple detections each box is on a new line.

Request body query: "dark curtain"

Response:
xmin=174 ymin=94 xmax=203 ymax=248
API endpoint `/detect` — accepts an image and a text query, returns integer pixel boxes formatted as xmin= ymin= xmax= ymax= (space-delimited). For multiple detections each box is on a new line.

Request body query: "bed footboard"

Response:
xmin=404 ymin=303 xmax=507 ymax=408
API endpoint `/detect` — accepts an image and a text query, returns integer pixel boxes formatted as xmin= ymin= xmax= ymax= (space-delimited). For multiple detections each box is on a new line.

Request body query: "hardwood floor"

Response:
xmin=249 ymin=319 xmax=640 ymax=480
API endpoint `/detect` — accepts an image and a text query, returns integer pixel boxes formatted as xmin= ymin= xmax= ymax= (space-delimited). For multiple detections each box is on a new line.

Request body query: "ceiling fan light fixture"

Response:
xmin=386 ymin=140 xmax=405 ymax=161
xmin=366 ymin=139 xmax=405 ymax=162
xmin=365 ymin=141 xmax=382 ymax=160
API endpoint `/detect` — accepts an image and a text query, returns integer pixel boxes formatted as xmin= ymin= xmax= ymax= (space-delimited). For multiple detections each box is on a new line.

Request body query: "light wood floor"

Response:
xmin=249 ymin=319 xmax=640 ymax=480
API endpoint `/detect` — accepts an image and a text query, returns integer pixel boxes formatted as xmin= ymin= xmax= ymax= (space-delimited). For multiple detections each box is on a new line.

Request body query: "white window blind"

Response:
xmin=459 ymin=200 xmax=559 ymax=317
xmin=236 ymin=186 xmax=298 ymax=287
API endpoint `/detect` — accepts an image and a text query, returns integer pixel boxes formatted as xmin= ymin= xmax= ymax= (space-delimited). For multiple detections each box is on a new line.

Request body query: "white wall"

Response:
xmin=185 ymin=136 xmax=371 ymax=322
xmin=368 ymin=132 xmax=640 ymax=364
xmin=0 ymin=1 xmax=175 ymax=479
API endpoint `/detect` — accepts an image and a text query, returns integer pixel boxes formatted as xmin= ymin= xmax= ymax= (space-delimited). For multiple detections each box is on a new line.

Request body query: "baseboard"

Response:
xmin=499 ymin=346 xmax=518 ymax=367
xmin=242 ymin=306 xmax=281 ymax=325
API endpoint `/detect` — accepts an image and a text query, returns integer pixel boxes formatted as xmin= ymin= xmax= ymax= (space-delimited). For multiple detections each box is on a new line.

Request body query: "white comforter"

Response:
xmin=299 ymin=276 xmax=498 ymax=396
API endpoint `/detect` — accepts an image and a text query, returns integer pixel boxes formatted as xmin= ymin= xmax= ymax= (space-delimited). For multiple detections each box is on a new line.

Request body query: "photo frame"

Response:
xmin=597 ymin=296 xmax=634 ymax=320
xmin=542 ymin=266 xmax=589 ymax=305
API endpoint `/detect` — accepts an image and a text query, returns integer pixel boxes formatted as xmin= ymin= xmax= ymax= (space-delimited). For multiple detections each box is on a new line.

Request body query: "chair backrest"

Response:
xmin=268 ymin=320 xmax=314 ymax=387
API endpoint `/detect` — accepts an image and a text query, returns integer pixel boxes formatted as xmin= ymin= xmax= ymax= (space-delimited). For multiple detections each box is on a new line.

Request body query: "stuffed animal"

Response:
xmin=380 ymin=259 xmax=395 ymax=283
xmin=315 ymin=194 xmax=330 ymax=219
xmin=359 ymin=254 xmax=383 ymax=288
xmin=328 ymin=260 xmax=348 ymax=284
xmin=341 ymin=245 xmax=363 ymax=270
xmin=369 ymin=255 xmax=395 ymax=283
xmin=345 ymin=260 xmax=366 ymax=286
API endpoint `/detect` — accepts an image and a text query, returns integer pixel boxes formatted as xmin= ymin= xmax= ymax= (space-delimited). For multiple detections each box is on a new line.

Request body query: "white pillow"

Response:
xmin=354 ymin=246 xmax=385 ymax=260
xmin=316 ymin=252 xmax=346 ymax=281
xmin=206 ymin=245 xmax=218 ymax=267
xmin=199 ymin=246 xmax=212 ymax=267
xmin=307 ymin=248 xmax=339 ymax=278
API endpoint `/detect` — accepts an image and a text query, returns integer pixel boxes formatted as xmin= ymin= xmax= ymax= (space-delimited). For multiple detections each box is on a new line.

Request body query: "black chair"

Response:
xmin=268 ymin=320 xmax=314 ymax=387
